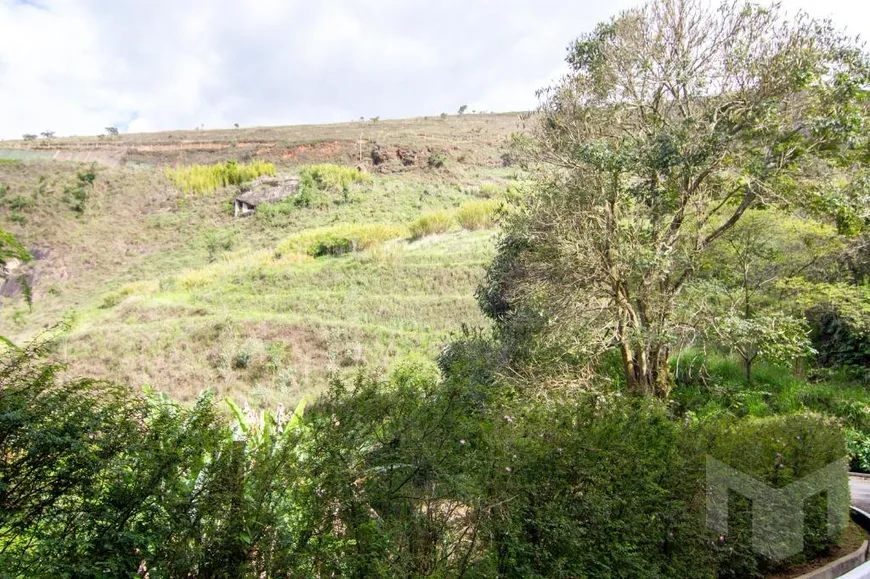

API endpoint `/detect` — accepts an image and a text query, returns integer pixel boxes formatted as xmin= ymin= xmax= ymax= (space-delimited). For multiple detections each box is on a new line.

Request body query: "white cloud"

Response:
xmin=0 ymin=0 xmax=866 ymax=139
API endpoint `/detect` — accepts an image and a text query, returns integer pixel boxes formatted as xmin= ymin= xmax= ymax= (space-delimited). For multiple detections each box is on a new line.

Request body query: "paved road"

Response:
xmin=851 ymin=476 xmax=870 ymax=513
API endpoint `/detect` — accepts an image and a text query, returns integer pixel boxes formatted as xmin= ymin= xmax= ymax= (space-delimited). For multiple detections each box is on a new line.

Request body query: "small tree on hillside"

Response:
xmin=105 ymin=126 xmax=119 ymax=136
xmin=40 ymin=131 xmax=55 ymax=140
xmin=481 ymin=0 xmax=870 ymax=398
xmin=689 ymin=211 xmax=841 ymax=381
xmin=458 ymin=105 xmax=468 ymax=115
xmin=22 ymin=134 xmax=36 ymax=141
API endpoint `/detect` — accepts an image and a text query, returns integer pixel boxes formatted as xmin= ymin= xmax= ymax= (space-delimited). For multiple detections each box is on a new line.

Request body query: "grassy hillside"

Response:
xmin=0 ymin=114 xmax=523 ymax=405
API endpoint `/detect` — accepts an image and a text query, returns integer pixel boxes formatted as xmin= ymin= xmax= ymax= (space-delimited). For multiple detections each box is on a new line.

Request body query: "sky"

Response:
xmin=0 ymin=0 xmax=868 ymax=139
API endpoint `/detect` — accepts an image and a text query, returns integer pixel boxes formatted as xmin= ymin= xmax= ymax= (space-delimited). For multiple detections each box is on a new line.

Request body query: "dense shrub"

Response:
xmin=408 ymin=210 xmax=454 ymax=239
xmin=275 ymin=223 xmax=407 ymax=257
xmin=166 ymin=160 xmax=275 ymax=194
xmin=456 ymin=199 xmax=500 ymax=230
xmin=306 ymin=372 xmax=849 ymax=578
xmin=696 ymin=414 xmax=848 ymax=577
xmin=807 ymin=304 xmax=870 ymax=377
xmin=482 ymin=396 xmax=709 ymax=578
xmin=61 ymin=169 xmax=97 ymax=214
xmin=428 ymin=152 xmax=447 ymax=168
xmin=479 ymin=396 xmax=845 ymax=578
xmin=0 ymin=342 xmax=227 ymax=576
xmin=0 ymin=341 xmax=850 ymax=577
xmin=847 ymin=429 xmax=870 ymax=472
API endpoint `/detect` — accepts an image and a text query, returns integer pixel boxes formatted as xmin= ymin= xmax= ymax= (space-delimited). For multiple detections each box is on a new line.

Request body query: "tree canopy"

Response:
xmin=483 ymin=0 xmax=870 ymax=398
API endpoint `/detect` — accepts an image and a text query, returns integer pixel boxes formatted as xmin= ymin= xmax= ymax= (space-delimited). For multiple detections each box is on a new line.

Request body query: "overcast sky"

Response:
xmin=0 ymin=0 xmax=868 ymax=139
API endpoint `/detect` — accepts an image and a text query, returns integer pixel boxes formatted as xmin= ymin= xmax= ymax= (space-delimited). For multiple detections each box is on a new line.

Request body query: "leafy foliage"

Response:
xmin=706 ymin=313 xmax=815 ymax=382
xmin=0 ymin=342 xmax=848 ymax=577
xmin=63 ymin=168 xmax=97 ymax=214
xmin=485 ymin=0 xmax=870 ymax=397
xmin=0 ymin=227 xmax=30 ymax=269
xmin=427 ymin=152 xmax=447 ymax=169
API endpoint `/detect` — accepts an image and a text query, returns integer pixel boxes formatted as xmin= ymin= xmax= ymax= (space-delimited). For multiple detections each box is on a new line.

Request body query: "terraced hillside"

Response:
xmin=0 ymin=114 xmax=525 ymax=404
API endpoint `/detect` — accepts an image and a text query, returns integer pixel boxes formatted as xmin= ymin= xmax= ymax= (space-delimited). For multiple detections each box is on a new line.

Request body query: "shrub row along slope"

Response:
xmin=0 ymin=343 xmax=847 ymax=577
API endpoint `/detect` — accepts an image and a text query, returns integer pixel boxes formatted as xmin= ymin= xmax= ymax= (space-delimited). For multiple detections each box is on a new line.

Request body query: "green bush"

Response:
xmin=100 ymin=287 xmax=135 ymax=309
xmin=483 ymin=396 xmax=709 ymax=578
xmin=456 ymin=199 xmax=500 ymax=230
xmin=7 ymin=195 xmax=33 ymax=211
xmin=808 ymin=304 xmax=870 ymax=375
xmin=697 ymin=413 xmax=848 ymax=576
xmin=408 ymin=210 xmax=454 ymax=240
xmin=847 ymin=428 xmax=870 ymax=472
xmin=483 ymin=400 xmax=846 ymax=578
xmin=275 ymin=223 xmax=407 ymax=257
xmin=427 ymin=152 xmax=447 ymax=168
xmin=0 ymin=341 xmax=850 ymax=577
xmin=255 ymin=198 xmax=296 ymax=217
xmin=0 ymin=342 xmax=228 ymax=576
xmin=671 ymin=349 xmax=870 ymax=470
xmin=62 ymin=169 xmax=97 ymax=214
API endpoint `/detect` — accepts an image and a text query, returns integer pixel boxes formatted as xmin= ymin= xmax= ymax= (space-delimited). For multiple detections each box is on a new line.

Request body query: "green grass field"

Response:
xmin=0 ymin=115 xmax=521 ymax=405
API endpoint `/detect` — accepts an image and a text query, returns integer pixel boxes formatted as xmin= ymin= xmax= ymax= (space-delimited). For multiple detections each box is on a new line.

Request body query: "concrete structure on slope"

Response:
xmin=234 ymin=175 xmax=298 ymax=217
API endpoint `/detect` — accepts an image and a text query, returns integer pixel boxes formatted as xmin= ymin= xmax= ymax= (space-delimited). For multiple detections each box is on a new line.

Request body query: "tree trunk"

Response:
xmin=621 ymin=341 xmax=651 ymax=397
xmin=652 ymin=344 xmax=671 ymax=399
xmin=620 ymin=341 xmax=671 ymax=399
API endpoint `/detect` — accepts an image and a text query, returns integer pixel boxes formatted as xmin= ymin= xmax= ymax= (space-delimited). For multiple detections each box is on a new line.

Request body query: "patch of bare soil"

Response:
xmin=279 ymin=140 xmax=352 ymax=162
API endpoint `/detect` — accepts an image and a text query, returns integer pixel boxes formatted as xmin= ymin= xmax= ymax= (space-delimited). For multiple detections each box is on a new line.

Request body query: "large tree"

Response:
xmin=481 ymin=0 xmax=870 ymax=398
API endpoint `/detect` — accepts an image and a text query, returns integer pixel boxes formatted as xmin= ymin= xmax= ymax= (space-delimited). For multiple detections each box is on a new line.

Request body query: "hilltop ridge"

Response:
xmin=0 ymin=113 xmax=524 ymax=169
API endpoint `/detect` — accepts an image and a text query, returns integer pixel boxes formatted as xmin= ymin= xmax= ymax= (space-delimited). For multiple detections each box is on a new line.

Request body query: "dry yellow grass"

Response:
xmin=456 ymin=199 xmax=501 ymax=230
xmin=408 ymin=210 xmax=454 ymax=240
